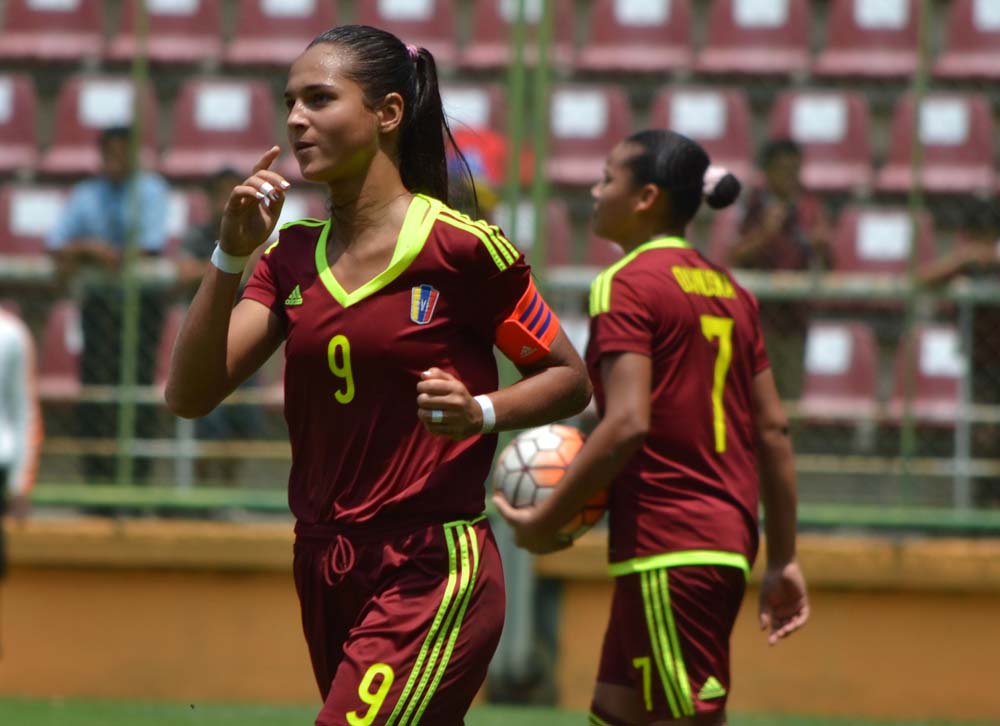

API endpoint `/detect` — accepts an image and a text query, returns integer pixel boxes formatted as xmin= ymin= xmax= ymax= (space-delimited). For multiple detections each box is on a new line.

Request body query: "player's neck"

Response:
xmin=326 ymin=164 xmax=412 ymax=248
xmin=618 ymin=224 xmax=686 ymax=253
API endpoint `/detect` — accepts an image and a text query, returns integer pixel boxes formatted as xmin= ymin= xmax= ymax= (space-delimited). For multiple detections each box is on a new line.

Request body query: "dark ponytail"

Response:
xmin=307 ymin=25 xmax=474 ymax=207
xmin=624 ymin=129 xmax=741 ymax=226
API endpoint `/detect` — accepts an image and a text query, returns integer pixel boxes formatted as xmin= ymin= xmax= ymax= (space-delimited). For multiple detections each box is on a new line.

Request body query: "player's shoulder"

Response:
xmin=432 ymin=201 xmax=522 ymax=271
xmin=262 ymin=217 xmax=328 ymax=260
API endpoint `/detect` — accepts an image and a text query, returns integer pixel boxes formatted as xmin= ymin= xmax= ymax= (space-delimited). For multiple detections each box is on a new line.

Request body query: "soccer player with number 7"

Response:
xmin=494 ymin=130 xmax=809 ymax=726
xmin=165 ymin=25 xmax=590 ymax=726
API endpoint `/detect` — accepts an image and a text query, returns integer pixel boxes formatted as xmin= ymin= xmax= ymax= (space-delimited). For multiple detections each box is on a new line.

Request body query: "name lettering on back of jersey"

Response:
xmin=410 ymin=284 xmax=440 ymax=325
xmin=671 ymin=266 xmax=735 ymax=299
xmin=285 ymin=284 xmax=303 ymax=306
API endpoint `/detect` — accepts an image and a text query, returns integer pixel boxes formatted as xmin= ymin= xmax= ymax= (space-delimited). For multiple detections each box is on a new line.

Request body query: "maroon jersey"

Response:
xmin=243 ymin=194 xmax=532 ymax=525
xmin=585 ymin=237 xmax=770 ymax=569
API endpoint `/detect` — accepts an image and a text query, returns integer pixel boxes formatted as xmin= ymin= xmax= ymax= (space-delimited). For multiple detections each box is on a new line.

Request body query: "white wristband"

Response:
xmin=210 ymin=243 xmax=250 ymax=275
xmin=474 ymin=394 xmax=496 ymax=433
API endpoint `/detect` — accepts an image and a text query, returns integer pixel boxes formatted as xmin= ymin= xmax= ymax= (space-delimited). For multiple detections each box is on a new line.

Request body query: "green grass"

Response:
xmin=0 ymin=698 xmax=992 ymax=726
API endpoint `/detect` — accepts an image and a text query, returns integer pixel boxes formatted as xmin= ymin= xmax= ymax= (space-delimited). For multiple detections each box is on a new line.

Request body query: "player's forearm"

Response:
xmin=489 ymin=364 xmax=591 ymax=433
xmin=164 ymin=265 xmax=244 ymax=418
xmin=758 ymin=428 xmax=799 ymax=567
xmin=537 ymin=413 xmax=645 ymax=532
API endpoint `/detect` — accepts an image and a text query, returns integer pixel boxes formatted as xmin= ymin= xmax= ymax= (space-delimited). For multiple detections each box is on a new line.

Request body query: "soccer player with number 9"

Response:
xmin=494 ymin=130 xmax=809 ymax=726
xmin=166 ymin=25 xmax=591 ymax=726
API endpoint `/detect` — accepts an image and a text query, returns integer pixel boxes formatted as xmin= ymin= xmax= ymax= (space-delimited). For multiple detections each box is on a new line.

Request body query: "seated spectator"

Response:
xmin=175 ymin=168 xmax=265 ymax=486
xmin=727 ymin=139 xmax=831 ymax=271
xmin=46 ymin=126 xmax=169 ymax=486
xmin=918 ymin=200 xmax=1000 ymax=507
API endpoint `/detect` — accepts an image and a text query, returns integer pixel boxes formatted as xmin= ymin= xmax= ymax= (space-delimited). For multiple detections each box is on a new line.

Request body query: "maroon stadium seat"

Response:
xmin=799 ymin=321 xmax=879 ymax=422
xmin=934 ymin=0 xmax=1000 ymax=80
xmin=876 ymin=93 xmax=996 ymax=194
xmin=830 ymin=206 xmax=934 ymax=275
xmin=814 ymin=0 xmax=920 ymax=79
xmin=576 ymin=0 xmax=692 ymax=73
xmin=887 ymin=324 xmax=963 ymax=426
xmin=459 ymin=0 xmax=574 ymax=70
xmin=161 ymin=79 xmax=277 ymax=179
xmin=0 ymin=74 xmax=39 ymax=175
xmin=0 ymin=0 xmax=102 ymax=62
xmin=493 ymin=198 xmax=574 ymax=268
xmin=226 ymin=0 xmax=336 ymax=68
xmin=39 ymin=76 xmax=160 ymax=177
xmin=108 ymin=0 xmax=223 ymax=65
xmin=649 ymin=87 xmax=753 ymax=184
xmin=547 ymin=84 xmax=633 ymax=187
xmin=38 ymin=300 xmax=82 ymax=402
xmin=0 ymin=185 xmax=66 ymax=257
xmin=356 ymin=0 xmax=457 ymax=67
xmin=441 ymin=83 xmax=506 ymax=134
xmin=768 ymin=90 xmax=873 ymax=193
xmin=695 ymin=0 xmax=810 ymax=76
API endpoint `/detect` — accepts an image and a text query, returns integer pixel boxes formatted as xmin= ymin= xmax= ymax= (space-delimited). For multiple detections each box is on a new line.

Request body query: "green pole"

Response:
xmin=502 ymin=0 xmax=528 ymax=249
xmin=529 ymin=0 xmax=553 ymax=291
xmin=898 ymin=0 xmax=933 ymax=501
xmin=115 ymin=0 xmax=150 ymax=486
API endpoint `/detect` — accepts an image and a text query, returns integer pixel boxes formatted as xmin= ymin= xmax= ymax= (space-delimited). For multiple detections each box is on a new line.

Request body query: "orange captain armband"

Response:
xmin=495 ymin=279 xmax=560 ymax=365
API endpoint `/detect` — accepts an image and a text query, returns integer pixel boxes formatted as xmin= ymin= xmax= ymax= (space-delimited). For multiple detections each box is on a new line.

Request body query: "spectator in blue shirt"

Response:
xmin=46 ymin=126 xmax=170 ymax=487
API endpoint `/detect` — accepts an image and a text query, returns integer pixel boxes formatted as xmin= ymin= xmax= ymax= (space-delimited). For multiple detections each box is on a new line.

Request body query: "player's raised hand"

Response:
xmin=416 ymin=367 xmax=482 ymax=440
xmin=218 ymin=146 xmax=290 ymax=257
xmin=759 ymin=560 xmax=809 ymax=645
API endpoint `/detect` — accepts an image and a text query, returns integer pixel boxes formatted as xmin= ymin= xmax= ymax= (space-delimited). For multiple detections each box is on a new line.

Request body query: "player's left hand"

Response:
xmin=491 ymin=492 xmax=572 ymax=555
xmin=416 ymin=368 xmax=483 ymax=441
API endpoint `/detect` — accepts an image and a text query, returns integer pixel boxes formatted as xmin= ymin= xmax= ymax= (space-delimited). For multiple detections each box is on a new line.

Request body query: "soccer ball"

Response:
xmin=492 ymin=423 xmax=608 ymax=542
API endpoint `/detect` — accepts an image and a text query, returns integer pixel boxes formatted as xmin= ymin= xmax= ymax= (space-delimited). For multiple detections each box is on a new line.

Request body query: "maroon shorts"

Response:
xmin=594 ymin=565 xmax=747 ymax=720
xmin=294 ymin=514 xmax=505 ymax=726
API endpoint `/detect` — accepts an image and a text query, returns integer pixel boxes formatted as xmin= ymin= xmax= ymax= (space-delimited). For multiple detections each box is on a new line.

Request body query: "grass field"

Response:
xmin=0 ymin=699 xmax=993 ymax=726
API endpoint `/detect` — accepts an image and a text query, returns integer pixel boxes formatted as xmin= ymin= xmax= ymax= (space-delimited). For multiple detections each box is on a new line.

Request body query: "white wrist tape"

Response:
xmin=210 ymin=243 xmax=250 ymax=275
xmin=474 ymin=394 xmax=496 ymax=433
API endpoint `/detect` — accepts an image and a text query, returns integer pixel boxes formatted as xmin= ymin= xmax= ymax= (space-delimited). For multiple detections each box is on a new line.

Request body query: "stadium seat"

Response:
xmin=39 ymin=76 xmax=160 ymax=177
xmin=695 ymin=0 xmax=810 ymax=76
xmin=161 ymin=79 xmax=277 ymax=179
xmin=768 ymin=91 xmax=873 ymax=193
xmin=799 ymin=321 xmax=879 ymax=421
xmin=0 ymin=74 xmax=39 ymax=175
xmin=0 ymin=0 xmax=102 ymax=62
xmin=0 ymin=185 xmax=67 ymax=256
xmin=356 ymin=0 xmax=457 ymax=67
xmin=830 ymin=206 xmax=935 ymax=275
xmin=38 ymin=300 xmax=82 ymax=402
xmin=934 ymin=0 xmax=1000 ymax=80
xmin=459 ymin=0 xmax=574 ymax=70
xmin=887 ymin=324 xmax=964 ymax=425
xmin=108 ymin=0 xmax=223 ymax=65
xmin=547 ymin=84 xmax=633 ymax=187
xmin=226 ymin=0 xmax=336 ymax=67
xmin=163 ymin=189 xmax=211 ymax=258
xmin=648 ymin=87 xmax=753 ymax=184
xmin=814 ymin=0 xmax=919 ymax=79
xmin=441 ymin=83 xmax=506 ymax=134
xmin=576 ymin=0 xmax=693 ymax=73
xmin=875 ymin=93 xmax=996 ymax=194
xmin=492 ymin=198 xmax=573 ymax=268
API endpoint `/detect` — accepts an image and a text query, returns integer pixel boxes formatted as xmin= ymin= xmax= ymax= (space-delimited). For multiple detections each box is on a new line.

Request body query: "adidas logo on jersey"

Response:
xmin=285 ymin=285 xmax=303 ymax=306
xmin=519 ymin=345 xmax=537 ymax=358
xmin=698 ymin=676 xmax=726 ymax=701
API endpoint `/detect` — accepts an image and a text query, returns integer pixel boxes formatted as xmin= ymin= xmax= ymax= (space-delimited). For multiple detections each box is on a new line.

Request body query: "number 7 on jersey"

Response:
xmin=699 ymin=315 xmax=733 ymax=454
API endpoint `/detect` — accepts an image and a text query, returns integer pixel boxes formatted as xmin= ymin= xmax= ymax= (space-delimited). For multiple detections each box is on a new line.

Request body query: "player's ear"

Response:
xmin=377 ymin=92 xmax=405 ymax=134
xmin=634 ymin=183 xmax=662 ymax=214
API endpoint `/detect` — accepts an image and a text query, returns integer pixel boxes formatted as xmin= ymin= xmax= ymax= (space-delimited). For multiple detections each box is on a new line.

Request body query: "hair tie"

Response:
xmin=703 ymin=165 xmax=728 ymax=196
xmin=406 ymin=44 xmax=419 ymax=61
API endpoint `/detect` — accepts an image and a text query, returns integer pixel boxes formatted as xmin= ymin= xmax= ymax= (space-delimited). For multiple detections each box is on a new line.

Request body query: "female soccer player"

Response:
xmin=165 ymin=25 xmax=590 ymax=726
xmin=495 ymin=130 xmax=809 ymax=726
